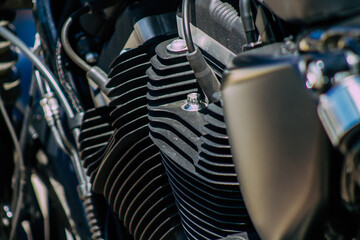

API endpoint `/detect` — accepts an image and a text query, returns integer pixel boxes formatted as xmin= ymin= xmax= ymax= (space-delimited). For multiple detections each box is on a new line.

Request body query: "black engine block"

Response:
xmin=78 ymin=34 xmax=257 ymax=239
xmin=79 ymin=39 xmax=185 ymax=240
xmin=147 ymin=38 xmax=255 ymax=239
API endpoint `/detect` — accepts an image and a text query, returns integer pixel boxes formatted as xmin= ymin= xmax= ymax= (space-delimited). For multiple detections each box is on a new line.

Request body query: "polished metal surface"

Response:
xmin=222 ymin=56 xmax=329 ymax=240
xmin=181 ymin=92 xmax=207 ymax=111
xmin=167 ymin=39 xmax=188 ymax=53
xmin=318 ymin=75 xmax=360 ymax=146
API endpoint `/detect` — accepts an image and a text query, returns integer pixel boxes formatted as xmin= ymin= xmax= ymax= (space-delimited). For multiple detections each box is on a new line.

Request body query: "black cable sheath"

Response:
xmin=61 ymin=6 xmax=92 ymax=72
xmin=182 ymin=0 xmax=195 ymax=53
xmin=239 ymin=0 xmax=256 ymax=43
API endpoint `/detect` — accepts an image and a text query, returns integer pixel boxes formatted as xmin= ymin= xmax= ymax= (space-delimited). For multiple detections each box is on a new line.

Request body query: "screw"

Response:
xmin=181 ymin=92 xmax=207 ymax=111
xmin=167 ymin=39 xmax=188 ymax=53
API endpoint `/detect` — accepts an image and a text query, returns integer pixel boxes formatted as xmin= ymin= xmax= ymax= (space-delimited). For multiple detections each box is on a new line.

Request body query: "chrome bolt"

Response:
xmin=167 ymin=39 xmax=188 ymax=53
xmin=181 ymin=93 xmax=207 ymax=111
xmin=306 ymin=61 xmax=325 ymax=90
xmin=85 ymin=52 xmax=98 ymax=64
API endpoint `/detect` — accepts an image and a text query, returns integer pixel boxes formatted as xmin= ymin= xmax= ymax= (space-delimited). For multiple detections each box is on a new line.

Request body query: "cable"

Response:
xmin=182 ymin=0 xmax=195 ymax=53
xmin=0 ymin=13 xmax=89 ymax=238
xmin=55 ymin=40 xmax=84 ymax=114
xmin=20 ymin=72 xmax=37 ymax=153
xmin=61 ymin=6 xmax=111 ymax=102
xmin=56 ymin=119 xmax=88 ymax=188
xmin=182 ymin=0 xmax=221 ymax=102
xmin=0 ymin=25 xmax=75 ymax=119
xmin=61 ymin=7 xmax=112 ymax=101
xmin=61 ymin=6 xmax=92 ymax=72
xmin=38 ymin=87 xmax=89 ymax=193
xmin=51 ymin=125 xmax=71 ymax=155
xmin=239 ymin=0 xmax=256 ymax=44
xmin=0 ymin=91 xmax=26 ymax=240
xmin=33 ymin=0 xmax=58 ymax=69
xmin=35 ymin=70 xmax=46 ymax=96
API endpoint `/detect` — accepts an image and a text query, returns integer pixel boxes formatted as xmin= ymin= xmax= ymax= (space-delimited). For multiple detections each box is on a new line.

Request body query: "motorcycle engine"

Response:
xmin=78 ymin=0 xmax=256 ymax=239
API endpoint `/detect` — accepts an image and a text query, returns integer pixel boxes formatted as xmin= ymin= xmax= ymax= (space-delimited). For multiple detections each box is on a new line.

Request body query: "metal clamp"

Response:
xmin=318 ymin=75 xmax=360 ymax=148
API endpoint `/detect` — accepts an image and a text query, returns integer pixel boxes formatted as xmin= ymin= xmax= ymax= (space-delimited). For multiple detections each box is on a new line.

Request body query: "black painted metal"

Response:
xmin=79 ymin=106 xmax=114 ymax=182
xmin=78 ymin=107 xmax=115 ymax=240
xmin=199 ymin=92 xmax=239 ymax=184
xmin=147 ymin=38 xmax=255 ymax=239
xmin=263 ymin=0 xmax=360 ymax=23
xmin=80 ymin=41 xmax=185 ymax=240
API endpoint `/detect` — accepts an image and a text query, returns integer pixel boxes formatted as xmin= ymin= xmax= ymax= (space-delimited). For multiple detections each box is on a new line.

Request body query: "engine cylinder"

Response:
xmin=79 ymin=40 xmax=185 ymax=240
xmin=147 ymin=38 xmax=256 ymax=239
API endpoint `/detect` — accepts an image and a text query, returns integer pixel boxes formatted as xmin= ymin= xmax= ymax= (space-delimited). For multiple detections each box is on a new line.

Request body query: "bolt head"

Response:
xmin=167 ymin=39 xmax=188 ymax=53
xmin=182 ymin=92 xmax=206 ymax=111
xmin=85 ymin=52 xmax=98 ymax=64
xmin=187 ymin=92 xmax=200 ymax=104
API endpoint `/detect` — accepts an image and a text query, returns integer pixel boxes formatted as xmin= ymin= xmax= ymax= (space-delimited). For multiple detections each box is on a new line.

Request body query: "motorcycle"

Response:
xmin=0 ymin=0 xmax=359 ymax=239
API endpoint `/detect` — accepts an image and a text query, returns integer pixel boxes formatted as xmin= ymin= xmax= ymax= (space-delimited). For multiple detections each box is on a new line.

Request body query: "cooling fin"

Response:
xmin=147 ymin=38 xmax=256 ymax=240
xmin=79 ymin=40 xmax=185 ymax=240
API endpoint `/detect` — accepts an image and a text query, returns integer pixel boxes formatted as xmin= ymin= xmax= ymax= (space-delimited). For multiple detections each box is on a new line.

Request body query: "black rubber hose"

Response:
xmin=182 ymin=0 xmax=195 ymax=53
xmin=182 ymin=0 xmax=221 ymax=102
xmin=186 ymin=48 xmax=221 ymax=102
xmin=239 ymin=0 xmax=256 ymax=43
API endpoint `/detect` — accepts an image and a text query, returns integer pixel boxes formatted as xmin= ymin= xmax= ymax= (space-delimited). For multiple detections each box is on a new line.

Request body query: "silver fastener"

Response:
xmin=167 ymin=39 xmax=188 ymax=53
xmin=85 ymin=52 xmax=98 ymax=64
xmin=306 ymin=61 xmax=325 ymax=89
xmin=182 ymin=93 xmax=207 ymax=111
